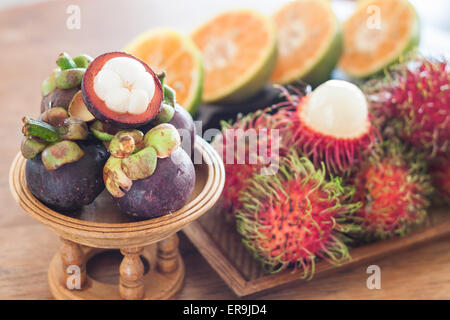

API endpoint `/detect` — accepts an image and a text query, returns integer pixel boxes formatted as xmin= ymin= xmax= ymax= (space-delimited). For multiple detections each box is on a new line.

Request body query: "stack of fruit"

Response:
xmin=22 ymin=51 xmax=197 ymax=219
xmin=214 ymin=58 xmax=448 ymax=277
xmin=120 ymin=0 xmax=447 ymax=277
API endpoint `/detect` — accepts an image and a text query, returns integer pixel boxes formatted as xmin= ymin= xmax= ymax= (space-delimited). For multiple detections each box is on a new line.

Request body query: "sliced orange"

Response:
xmin=339 ymin=0 xmax=420 ymax=78
xmin=123 ymin=28 xmax=203 ymax=114
xmin=191 ymin=10 xmax=277 ymax=103
xmin=271 ymin=0 xmax=342 ymax=87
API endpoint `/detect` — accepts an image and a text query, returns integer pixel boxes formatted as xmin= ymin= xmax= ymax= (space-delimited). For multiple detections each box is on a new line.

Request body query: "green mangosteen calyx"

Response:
xmin=89 ymin=120 xmax=119 ymax=142
xmin=21 ymin=109 xmax=90 ymax=170
xmin=68 ymin=90 xmax=95 ymax=122
xmin=41 ymin=52 xmax=93 ymax=115
xmin=144 ymin=123 xmax=181 ymax=158
xmin=103 ymin=156 xmax=133 ymax=198
xmin=42 ymin=52 xmax=91 ymax=97
xmin=157 ymin=71 xmax=177 ymax=108
xmin=109 ymin=130 xmax=144 ymax=158
xmin=152 ymin=103 xmax=175 ymax=125
xmin=41 ymin=140 xmax=84 ymax=171
xmin=103 ymin=123 xmax=181 ymax=197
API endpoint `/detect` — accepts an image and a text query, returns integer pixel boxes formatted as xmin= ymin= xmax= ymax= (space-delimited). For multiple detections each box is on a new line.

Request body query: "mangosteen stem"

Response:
xmin=157 ymin=71 xmax=166 ymax=85
xmin=22 ymin=117 xmax=61 ymax=143
xmin=163 ymin=85 xmax=176 ymax=107
xmin=56 ymin=52 xmax=78 ymax=70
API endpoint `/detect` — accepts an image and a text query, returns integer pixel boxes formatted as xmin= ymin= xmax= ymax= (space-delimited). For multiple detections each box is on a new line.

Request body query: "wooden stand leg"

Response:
xmin=60 ymin=238 xmax=87 ymax=290
xmin=157 ymin=233 xmax=179 ymax=273
xmin=119 ymin=247 xmax=145 ymax=300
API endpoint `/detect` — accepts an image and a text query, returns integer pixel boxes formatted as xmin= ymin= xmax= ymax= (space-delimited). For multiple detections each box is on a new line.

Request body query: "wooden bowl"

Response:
xmin=9 ymin=137 xmax=225 ymax=300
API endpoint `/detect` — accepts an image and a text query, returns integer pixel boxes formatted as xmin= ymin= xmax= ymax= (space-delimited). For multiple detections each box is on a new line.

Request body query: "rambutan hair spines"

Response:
xmin=236 ymin=151 xmax=361 ymax=279
xmin=352 ymin=141 xmax=433 ymax=241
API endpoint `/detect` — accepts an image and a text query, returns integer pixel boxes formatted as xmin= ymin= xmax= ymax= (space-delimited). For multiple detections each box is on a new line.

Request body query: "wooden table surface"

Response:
xmin=0 ymin=0 xmax=449 ymax=300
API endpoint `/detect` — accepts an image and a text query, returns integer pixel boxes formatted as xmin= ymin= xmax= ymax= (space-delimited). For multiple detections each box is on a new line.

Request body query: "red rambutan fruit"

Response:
xmin=365 ymin=56 xmax=450 ymax=158
xmin=213 ymin=107 xmax=291 ymax=214
xmin=236 ymin=152 xmax=360 ymax=278
xmin=352 ymin=143 xmax=432 ymax=241
xmin=429 ymin=155 xmax=450 ymax=205
xmin=273 ymin=80 xmax=380 ymax=174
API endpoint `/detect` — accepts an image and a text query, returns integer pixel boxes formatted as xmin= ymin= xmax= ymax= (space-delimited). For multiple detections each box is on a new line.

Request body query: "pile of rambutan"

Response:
xmin=214 ymin=55 xmax=448 ymax=278
xmin=364 ymin=55 xmax=449 ymax=204
xmin=212 ymin=107 xmax=290 ymax=214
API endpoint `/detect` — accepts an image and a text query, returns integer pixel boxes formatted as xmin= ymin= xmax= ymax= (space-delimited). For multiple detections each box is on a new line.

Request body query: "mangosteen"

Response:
xmin=81 ymin=52 xmax=163 ymax=128
xmin=41 ymin=87 xmax=80 ymax=113
xmin=40 ymin=52 xmax=93 ymax=113
xmin=140 ymin=103 xmax=196 ymax=158
xmin=115 ymin=148 xmax=195 ymax=219
xmin=170 ymin=104 xmax=196 ymax=158
xmin=21 ymin=105 xmax=108 ymax=211
xmin=26 ymin=140 xmax=108 ymax=212
xmin=103 ymin=124 xmax=195 ymax=219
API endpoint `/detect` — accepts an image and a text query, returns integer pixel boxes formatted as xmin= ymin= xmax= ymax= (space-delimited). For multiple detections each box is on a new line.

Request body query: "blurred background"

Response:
xmin=1 ymin=0 xmax=449 ymax=37
xmin=1 ymin=0 xmax=449 ymax=51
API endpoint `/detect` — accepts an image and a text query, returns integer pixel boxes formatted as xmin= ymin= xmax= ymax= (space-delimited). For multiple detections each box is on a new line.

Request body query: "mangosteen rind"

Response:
xmin=81 ymin=52 xmax=163 ymax=128
xmin=114 ymin=148 xmax=195 ymax=219
xmin=41 ymin=87 xmax=80 ymax=113
xmin=25 ymin=140 xmax=109 ymax=212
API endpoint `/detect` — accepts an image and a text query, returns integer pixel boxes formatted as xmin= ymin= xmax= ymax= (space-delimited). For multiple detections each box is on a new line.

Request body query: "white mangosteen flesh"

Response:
xmin=93 ymin=57 xmax=156 ymax=115
xmin=300 ymin=80 xmax=369 ymax=138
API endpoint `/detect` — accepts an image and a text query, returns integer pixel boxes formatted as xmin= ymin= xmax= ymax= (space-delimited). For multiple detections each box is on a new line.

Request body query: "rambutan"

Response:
xmin=273 ymin=80 xmax=380 ymax=173
xmin=213 ymin=107 xmax=291 ymax=214
xmin=352 ymin=143 xmax=432 ymax=241
xmin=236 ymin=152 xmax=360 ymax=278
xmin=429 ymin=155 xmax=450 ymax=205
xmin=365 ymin=56 xmax=449 ymax=158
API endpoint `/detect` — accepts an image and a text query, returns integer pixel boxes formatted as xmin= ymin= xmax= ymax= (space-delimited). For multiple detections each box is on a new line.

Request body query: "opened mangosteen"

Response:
xmin=103 ymin=123 xmax=195 ymax=219
xmin=21 ymin=107 xmax=108 ymax=212
xmin=81 ymin=52 xmax=163 ymax=128
xmin=41 ymin=53 xmax=93 ymax=113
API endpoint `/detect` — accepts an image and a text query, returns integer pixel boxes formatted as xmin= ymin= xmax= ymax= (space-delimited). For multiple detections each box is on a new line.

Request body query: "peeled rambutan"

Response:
xmin=273 ymin=80 xmax=380 ymax=173
xmin=213 ymin=107 xmax=292 ymax=214
xmin=352 ymin=143 xmax=432 ymax=241
xmin=236 ymin=152 xmax=360 ymax=278
xmin=429 ymin=155 xmax=450 ymax=205
xmin=365 ymin=56 xmax=449 ymax=158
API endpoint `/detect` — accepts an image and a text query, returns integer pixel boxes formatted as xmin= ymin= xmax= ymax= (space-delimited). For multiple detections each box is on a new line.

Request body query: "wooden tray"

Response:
xmin=183 ymin=205 xmax=450 ymax=297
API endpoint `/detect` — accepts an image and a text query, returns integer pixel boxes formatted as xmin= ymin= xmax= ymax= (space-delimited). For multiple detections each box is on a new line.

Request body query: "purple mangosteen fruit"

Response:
xmin=115 ymin=148 xmax=195 ymax=219
xmin=103 ymin=123 xmax=195 ymax=219
xmin=25 ymin=139 xmax=108 ymax=212
xmin=170 ymin=104 xmax=196 ymax=158
xmin=21 ymin=107 xmax=108 ymax=211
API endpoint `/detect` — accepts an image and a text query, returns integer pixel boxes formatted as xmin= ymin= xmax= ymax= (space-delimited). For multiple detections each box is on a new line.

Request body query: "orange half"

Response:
xmin=271 ymin=0 xmax=341 ymax=86
xmin=191 ymin=10 xmax=277 ymax=103
xmin=339 ymin=0 xmax=420 ymax=78
xmin=124 ymin=29 xmax=203 ymax=114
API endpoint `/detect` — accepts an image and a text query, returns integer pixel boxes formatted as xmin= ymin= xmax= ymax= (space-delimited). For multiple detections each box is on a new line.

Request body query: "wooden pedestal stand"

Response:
xmin=9 ymin=138 xmax=225 ymax=300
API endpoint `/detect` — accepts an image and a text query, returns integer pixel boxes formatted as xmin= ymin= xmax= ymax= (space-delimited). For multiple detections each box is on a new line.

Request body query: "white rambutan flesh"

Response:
xmin=300 ymin=80 xmax=369 ymax=138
